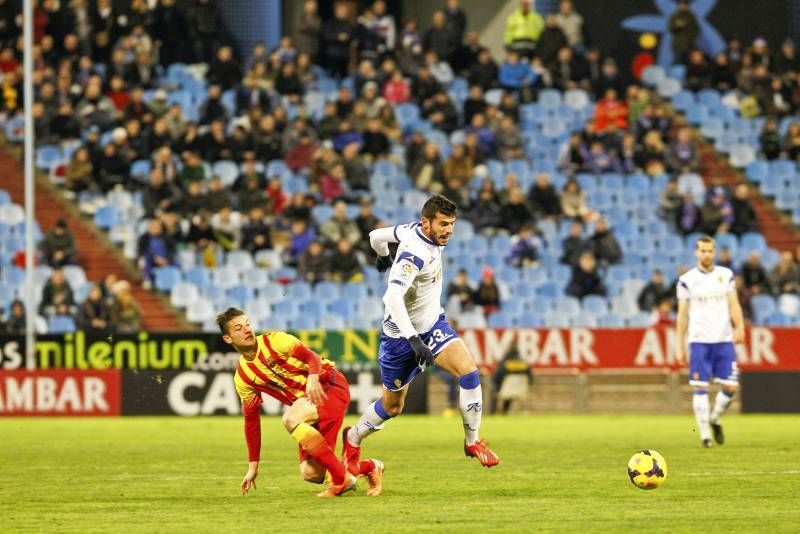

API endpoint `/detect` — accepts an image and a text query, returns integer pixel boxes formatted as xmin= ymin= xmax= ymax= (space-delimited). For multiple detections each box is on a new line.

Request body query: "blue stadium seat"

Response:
xmin=740 ymin=232 xmax=767 ymax=254
xmin=227 ymin=284 xmax=256 ymax=307
xmin=48 ymin=315 xmax=76 ymax=333
xmin=554 ymin=296 xmax=581 ymax=317
xmin=582 ymin=295 xmax=608 ymax=314
xmin=488 ymin=311 xmax=514 ymax=328
xmin=327 ymin=298 xmax=356 ymax=319
xmin=170 ymin=282 xmax=199 ymax=309
xmin=287 ymin=282 xmax=312 ymax=300
xmin=292 ymin=315 xmax=319 ymax=330
xmin=186 ymin=298 xmax=215 ymax=323
xmin=36 ymin=145 xmax=63 ymax=171
xmin=751 ymin=294 xmax=776 ymax=324
xmin=320 ymin=314 xmax=347 ymax=330
xmin=312 ymin=281 xmax=340 ymax=301
xmin=93 ymin=204 xmax=119 ymax=230
xmin=342 ymin=283 xmax=368 ymax=301
xmin=273 ymin=300 xmax=301 ymax=318
xmin=154 ymin=266 xmax=182 ymax=292
xmin=241 ymin=268 xmax=270 ymax=289
xmin=185 ymin=267 xmax=212 ymax=291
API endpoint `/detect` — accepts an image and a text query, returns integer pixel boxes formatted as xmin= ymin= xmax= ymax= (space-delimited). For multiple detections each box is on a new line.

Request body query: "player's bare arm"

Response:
xmin=727 ymin=292 xmax=745 ymax=344
xmin=305 ymin=373 xmax=327 ymax=406
xmin=675 ymin=300 xmax=689 ymax=365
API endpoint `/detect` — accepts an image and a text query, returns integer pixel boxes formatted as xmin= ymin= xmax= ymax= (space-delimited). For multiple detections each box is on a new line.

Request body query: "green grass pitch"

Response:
xmin=2 ymin=415 xmax=799 ymax=533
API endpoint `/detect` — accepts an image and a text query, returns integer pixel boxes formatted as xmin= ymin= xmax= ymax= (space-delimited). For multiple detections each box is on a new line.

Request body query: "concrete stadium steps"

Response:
xmin=697 ymin=142 xmax=800 ymax=253
xmin=0 ymin=147 xmax=184 ymax=331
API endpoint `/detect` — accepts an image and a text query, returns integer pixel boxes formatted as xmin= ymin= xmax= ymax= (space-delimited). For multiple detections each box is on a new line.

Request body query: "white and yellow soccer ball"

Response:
xmin=627 ymin=450 xmax=668 ymax=490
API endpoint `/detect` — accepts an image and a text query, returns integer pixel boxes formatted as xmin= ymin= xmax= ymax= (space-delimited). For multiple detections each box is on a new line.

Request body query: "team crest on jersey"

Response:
xmin=718 ymin=276 xmax=724 ymax=284
xmin=394 ymin=378 xmax=402 ymax=388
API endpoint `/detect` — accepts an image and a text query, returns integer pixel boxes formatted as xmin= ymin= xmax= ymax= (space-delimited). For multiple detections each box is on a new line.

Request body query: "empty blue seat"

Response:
xmin=227 ymin=285 xmax=255 ymax=307
xmin=273 ymin=300 xmax=301 ymax=317
xmin=93 ymin=204 xmax=119 ymax=230
xmin=48 ymin=315 xmax=76 ymax=333
xmin=751 ymin=295 xmax=776 ymax=324
xmin=320 ymin=314 xmax=346 ymax=330
xmin=740 ymin=232 xmax=767 ymax=254
xmin=287 ymin=282 xmax=312 ymax=300
xmin=313 ymin=281 xmax=340 ymax=301
xmin=488 ymin=311 xmax=514 ymax=328
xmin=582 ymin=295 xmax=608 ymax=314
xmin=154 ymin=266 xmax=182 ymax=292
xmin=327 ymin=298 xmax=356 ymax=319
xmin=342 ymin=283 xmax=368 ymax=300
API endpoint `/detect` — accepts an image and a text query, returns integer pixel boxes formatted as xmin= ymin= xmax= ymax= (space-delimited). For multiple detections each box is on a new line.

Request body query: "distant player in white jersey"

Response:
xmin=341 ymin=195 xmax=500 ymax=474
xmin=676 ymin=235 xmax=745 ymax=448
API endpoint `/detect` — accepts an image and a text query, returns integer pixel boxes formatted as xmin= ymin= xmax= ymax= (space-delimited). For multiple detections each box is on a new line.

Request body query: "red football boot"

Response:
xmin=464 ymin=439 xmax=500 ymax=467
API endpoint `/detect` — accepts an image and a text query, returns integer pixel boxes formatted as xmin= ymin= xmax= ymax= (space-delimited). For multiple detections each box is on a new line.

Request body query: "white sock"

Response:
xmin=692 ymin=391 xmax=711 ymax=441
xmin=710 ymin=390 xmax=734 ymax=423
xmin=347 ymin=400 xmax=388 ymax=447
xmin=459 ymin=384 xmax=483 ymax=446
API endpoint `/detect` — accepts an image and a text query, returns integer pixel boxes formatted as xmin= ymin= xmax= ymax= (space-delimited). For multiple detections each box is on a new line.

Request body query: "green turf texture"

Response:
xmin=2 ymin=414 xmax=798 ymax=533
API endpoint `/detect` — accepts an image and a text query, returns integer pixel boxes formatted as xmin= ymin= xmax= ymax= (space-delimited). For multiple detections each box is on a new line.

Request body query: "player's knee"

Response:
xmin=384 ymin=400 xmax=404 ymax=417
xmin=722 ymin=384 xmax=738 ymax=395
xmin=300 ymin=463 xmax=325 ymax=484
xmin=282 ymin=410 xmax=298 ymax=431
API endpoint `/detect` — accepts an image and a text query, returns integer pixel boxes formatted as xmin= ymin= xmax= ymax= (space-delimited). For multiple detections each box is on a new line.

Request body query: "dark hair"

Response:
xmin=421 ymin=194 xmax=457 ymax=220
xmin=216 ymin=307 xmax=245 ymax=335
xmin=695 ymin=235 xmax=715 ymax=249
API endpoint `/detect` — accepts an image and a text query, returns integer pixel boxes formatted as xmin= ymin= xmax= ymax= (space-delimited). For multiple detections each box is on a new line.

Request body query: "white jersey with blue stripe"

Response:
xmin=382 ymin=222 xmax=445 ymax=338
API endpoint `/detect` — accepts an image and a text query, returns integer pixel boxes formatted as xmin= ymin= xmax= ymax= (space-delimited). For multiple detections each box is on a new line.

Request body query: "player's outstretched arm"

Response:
xmin=240 ymin=392 xmax=262 ymax=495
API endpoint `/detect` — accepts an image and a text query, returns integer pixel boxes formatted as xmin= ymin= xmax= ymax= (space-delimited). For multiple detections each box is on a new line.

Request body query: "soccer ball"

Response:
xmin=627 ymin=450 xmax=668 ymax=490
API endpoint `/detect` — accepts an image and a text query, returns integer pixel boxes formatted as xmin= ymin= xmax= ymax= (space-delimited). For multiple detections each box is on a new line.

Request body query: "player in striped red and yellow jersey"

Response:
xmin=217 ymin=307 xmax=383 ymax=498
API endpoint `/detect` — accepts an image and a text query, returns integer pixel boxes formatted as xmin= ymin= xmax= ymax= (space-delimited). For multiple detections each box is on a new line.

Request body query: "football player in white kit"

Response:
xmin=341 ymin=195 xmax=500 ymax=477
xmin=676 ymin=236 xmax=745 ymax=448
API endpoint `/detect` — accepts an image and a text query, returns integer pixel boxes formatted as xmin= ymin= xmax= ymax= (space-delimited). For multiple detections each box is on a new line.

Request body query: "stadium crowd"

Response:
xmin=1 ymin=0 xmax=799 ymax=334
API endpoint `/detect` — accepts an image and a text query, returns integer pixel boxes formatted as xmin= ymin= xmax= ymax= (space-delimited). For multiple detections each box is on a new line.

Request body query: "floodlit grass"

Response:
xmin=2 ymin=415 xmax=799 ymax=532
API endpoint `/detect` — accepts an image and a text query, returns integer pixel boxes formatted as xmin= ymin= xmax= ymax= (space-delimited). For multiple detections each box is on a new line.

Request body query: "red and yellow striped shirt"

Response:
xmin=234 ymin=331 xmax=336 ymax=408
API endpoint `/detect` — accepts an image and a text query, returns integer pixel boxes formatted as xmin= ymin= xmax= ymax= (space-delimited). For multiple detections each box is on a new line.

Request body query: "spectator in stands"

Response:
xmin=473 ymin=267 xmax=501 ymax=317
xmin=78 ymin=284 xmax=112 ymax=331
xmin=741 ymin=251 xmax=770 ymax=294
xmin=504 ymin=0 xmax=543 ymax=59
xmin=584 ymin=140 xmax=621 ymax=174
xmin=321 ymin=2 xmax=356 ymax=79
xmin=294 ymin=0 xmax=320 ymax=61
xmin=706 ymin=247 xmax=729 ymax=272
xmin=507 ymin=224 xmax=541 ymax=268
xmin=143 ymin=168 xmax=182 ymax=217
xmin=590 ymin=217 xmax=622 ymax=266
xmin=65 ymin=146 xmax=93 ymax=196
xmin=320 ymin=200 xmax=361 ymax=249
xmin=207 ymin=45 xmax=240 ymax=91
xmin=770 ymin=251 xmax=800 ymax=295
xmin=447 ymin=268 xmax=476 ymax=312
xmin=498 ymin=51 xmax=536 ymax=99
xmin=137 ymin=218 xmax=176 ymax=287
xmin=668 ymin=0 xmax=699 ymax=65
xmin=287 ymin=218 xmax=316 ymax=266
xmin=205 ymin=176 xmax=231 ymax=213
xmin=444 ymin=0 xmax=467 ymax=46
xmin=187 ymin=213 xmax=219 ymax=266
xmin=637 ymin=130 xmax=667 ymax=176
xmin=241 ymin=207 xmax=272 ymax=253
xmin=638 ymin=269 xmax=670 ymax=312
xmin=536 ymin=14 xmax=568 ymax=66
xmin=443 ymin=143 xmax=474 ymax=184
xmin=423 ymin=90 xmax=460 ymax=133
xmin=423 ymin=10 xmax=458 ymax=64
xmin=211 ymin=206 xmax=243 ymax=251
xmin=110 ymin=280 xmax=142 ymax=333
xmin=96 ymin=142 xmax=129 ymax=192
xmin=669 ymin=127 xmax=698 ymax=171
xmin=700 ymin=190 xmax=734 ymax=235
xmin=730 ymin=184 xmax=758 ymax=236
xmin=320 ymin=162 xmax=349 ymax=203
xmin=528 ymin=172 xmax=561 ymax=219
xmin=39 ymin=267 xmax=77 ymax=319
xmin=470 ymin=187 xmax=504 ymax=235
xmin=502 ymin=187 xmax=535 ymax=235
xmin=410 ymin=142 xmax=444 ymax=192
xmin=40 ymin=218 xmax=76 ymax=267
xmin=496 ymin=115 xmax=525 ymax=161
xmin=759 ymin=118 xmax=783 ymax=160
xmin=285 ymin=132 xmax=318 ymax=174
xmin=560 ymin=178 xmax=589 ymax=220
xmin=559 ymin=221 xmax=585 ymax=266
xmin=3 ymin=300 xmax=25 ymax=335
xmin=676 ymin=166 xmax=706 ymax=205
xmin=275 ymin=61 xmax=304 ymax=100
xmin=555 ymin=0 xmax=583 ymax=50
xmin=469 ymin=48 xmax=499 ymax=91
xmin=361 ymin=117 xmax=391 ymax=160
xmin=567 ymin=251 xmax=606 ymax=299
xmin=236 ymin=176 xmax=268 ymax=214
xmin=355 ymin=197 xmax=380 ymax=255
xmin=383 ymin=70 xmax=412 ymax=104
xmin=298 ymin=240 xmax=331 ymax=285
xmin=659 ymin=179 xmax=682 ymax=226
xmin=329 ymin=238 xmax=364 ymax=283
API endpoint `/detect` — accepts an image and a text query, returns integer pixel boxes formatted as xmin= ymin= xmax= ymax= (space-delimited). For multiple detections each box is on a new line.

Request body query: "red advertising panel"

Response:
xmin=0 ymin=370 xmax=121 ymax=416
xmin=460 ymin=327 xmax=800 ymax=373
